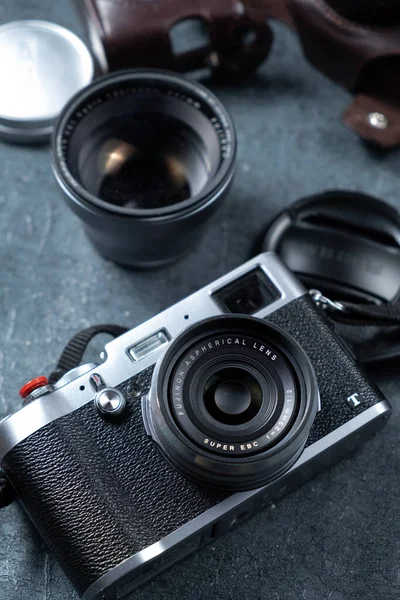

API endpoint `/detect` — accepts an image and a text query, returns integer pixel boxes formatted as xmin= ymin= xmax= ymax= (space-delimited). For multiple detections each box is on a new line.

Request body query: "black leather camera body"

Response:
xmin=0 ymin=253 xmax=391 ymax=600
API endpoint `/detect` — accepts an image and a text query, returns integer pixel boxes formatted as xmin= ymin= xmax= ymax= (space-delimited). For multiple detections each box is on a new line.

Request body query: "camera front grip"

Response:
xmin=0 ymin=324 xmax=130 ymax=510
xmin=0 ymin=360 xmax=228 ymax=596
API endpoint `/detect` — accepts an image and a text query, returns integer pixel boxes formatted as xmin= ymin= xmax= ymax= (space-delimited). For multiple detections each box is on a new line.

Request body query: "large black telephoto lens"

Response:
xmin=146 ymin=316 xmax=320 ymax=492
xmin=52 ymin=70 xmax=236 ymax=268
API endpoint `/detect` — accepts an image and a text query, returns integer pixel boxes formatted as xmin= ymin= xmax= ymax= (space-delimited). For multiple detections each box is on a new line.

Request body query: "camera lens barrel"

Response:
xmin=52 ymin=70 xmax=236 ymax=268
xmin=145 ymin=316 xmax=320 ymax=492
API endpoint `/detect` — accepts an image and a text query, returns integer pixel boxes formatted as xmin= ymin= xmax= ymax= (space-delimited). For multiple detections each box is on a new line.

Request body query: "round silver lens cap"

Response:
xmin=0 ymin=20 xmax=94 ymax=143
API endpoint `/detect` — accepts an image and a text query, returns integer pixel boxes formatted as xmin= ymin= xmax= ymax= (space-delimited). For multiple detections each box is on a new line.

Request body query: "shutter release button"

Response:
xmin=95 ymin=388 xmax=126 ymax=417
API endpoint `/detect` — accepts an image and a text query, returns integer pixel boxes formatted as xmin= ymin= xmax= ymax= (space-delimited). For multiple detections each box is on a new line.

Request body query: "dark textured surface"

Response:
xmin=0 ymin=1 xmax=399 ymax=600
xmin=2 ymin=296 xmax=386 ymax=596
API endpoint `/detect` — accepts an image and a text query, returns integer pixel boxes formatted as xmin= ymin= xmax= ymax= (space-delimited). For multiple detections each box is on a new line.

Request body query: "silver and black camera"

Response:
xmin=0 ymin=253 xmax=391 ymax=600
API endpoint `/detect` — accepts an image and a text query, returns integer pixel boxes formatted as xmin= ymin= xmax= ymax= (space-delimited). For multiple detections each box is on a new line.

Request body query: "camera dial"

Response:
xmin=145 ymin=315 xmax=320 ymax=492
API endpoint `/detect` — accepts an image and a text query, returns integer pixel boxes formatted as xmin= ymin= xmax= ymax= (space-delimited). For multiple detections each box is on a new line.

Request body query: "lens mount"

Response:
xmin=145 ymin=315 xmax=320 ymax=492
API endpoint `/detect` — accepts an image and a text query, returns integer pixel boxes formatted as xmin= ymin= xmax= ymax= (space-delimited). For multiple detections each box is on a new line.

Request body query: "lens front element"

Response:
xmin=205 ymin=368 xmax=260 ymax=423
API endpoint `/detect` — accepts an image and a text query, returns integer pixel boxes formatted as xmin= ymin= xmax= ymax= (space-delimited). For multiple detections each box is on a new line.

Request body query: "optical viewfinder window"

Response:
xmin=213 ymin=268 xmax=281 ymax=315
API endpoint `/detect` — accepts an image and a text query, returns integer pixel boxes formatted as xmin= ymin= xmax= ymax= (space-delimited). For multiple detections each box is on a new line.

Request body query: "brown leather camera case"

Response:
xmin=77 ymin=0 xmax=293 ymax=80
xmin=77 ymin=0 xmax=400 ymax=147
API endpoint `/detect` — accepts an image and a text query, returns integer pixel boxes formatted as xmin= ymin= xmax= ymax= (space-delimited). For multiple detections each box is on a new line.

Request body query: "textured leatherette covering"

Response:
xmin=2 ymin=366 xmax=227 ymax=596
xmin=267 ymin=295 xmax=386 ymax=445
xmin=1 ymin=295 xmax=385 ymax=596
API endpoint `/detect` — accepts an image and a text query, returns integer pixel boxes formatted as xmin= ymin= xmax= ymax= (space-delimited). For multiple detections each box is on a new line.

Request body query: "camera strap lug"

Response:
xmin=310 ymin=290 xmax=346 ymax=313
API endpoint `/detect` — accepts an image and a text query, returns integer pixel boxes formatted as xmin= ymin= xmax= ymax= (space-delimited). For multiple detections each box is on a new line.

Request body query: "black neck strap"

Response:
xmin=48 ymin=324 xmax=129 ymax=384
xmin=318 ymin=296 xmax=400 ymax=328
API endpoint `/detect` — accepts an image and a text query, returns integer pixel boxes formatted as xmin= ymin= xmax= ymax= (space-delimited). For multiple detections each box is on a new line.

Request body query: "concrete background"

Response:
xmin=0 ymin=1 xmax=399 ymax=599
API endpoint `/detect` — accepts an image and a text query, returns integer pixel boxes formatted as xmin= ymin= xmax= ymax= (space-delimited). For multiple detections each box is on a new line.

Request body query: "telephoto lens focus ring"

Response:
xmin=145 ymin=316 xmax=320 ymax=492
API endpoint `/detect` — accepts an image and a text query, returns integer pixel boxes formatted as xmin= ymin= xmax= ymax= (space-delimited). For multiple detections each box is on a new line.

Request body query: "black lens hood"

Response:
xmin=51 ymin=69 xmax=236 ymax=268
xmin=145 ymin=315 xmax=319 ymax=492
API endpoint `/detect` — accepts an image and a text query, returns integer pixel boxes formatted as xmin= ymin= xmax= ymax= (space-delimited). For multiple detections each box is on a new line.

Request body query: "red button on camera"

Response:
xmin=19 ymin=377 xmax=49 ymax=399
